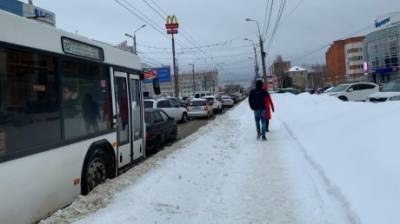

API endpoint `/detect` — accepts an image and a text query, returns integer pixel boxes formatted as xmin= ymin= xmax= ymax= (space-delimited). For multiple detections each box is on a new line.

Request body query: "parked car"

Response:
xmin=166 ymin=97 xmax=187 ymax=108
xmin=144 ymin=98 xmax=188 ymax=122
xmin=229 ymin=94 xmax=240 ymax=103
xmin=144 ymin=109 xmax=177 ymax=151
xmin=220 ymin=95 xmax=235 ymax=108
xmin=277 ymin=88 xmax=302 ymax=94
xmin=203 ymin=96 xmax=223 ymax=113
xmin=324 ymin=87 xmax=334 ymax=93
xmin=328 ymin=82 xmax=379 ymax=101
xmin=368 ymin=79 xmax=400 ymax=102
xmin=187 ymin=99 xmax=214 ymax=119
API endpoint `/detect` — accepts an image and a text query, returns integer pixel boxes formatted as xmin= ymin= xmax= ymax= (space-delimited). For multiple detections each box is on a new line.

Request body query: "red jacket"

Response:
xmin=263 ymin=85 xmax=274 ymax=120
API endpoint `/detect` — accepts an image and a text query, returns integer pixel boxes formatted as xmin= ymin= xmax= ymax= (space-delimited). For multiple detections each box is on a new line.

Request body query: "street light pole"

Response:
xmin=246 ymin=18 xmax=268 ymax=87
xmin=125 ymin=24 xmax=146 ymax=55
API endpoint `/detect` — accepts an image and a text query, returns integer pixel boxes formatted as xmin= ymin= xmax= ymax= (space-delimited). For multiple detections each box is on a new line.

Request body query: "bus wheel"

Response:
xmin=82 ymin=148 xmax=108 ymax=195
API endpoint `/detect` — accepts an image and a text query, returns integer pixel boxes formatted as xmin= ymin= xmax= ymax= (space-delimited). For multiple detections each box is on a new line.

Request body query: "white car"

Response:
xmin=187 ymin=99 xmax=214 ymax=118
xmin=328 ymin=82 xmax=379 ymax=101
xmin=203 ymin=96 xmax=223 ymax=113
xmin=144 ymin=98 xmax=188 ymax=122
xmin=220 ymin=95 xmax=234 ymax=107
xmin=368 ymin=79 xmax=400 ymax=102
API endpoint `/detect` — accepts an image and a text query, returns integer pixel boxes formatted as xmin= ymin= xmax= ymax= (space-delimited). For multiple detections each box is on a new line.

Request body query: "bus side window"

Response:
xmin=60 ymin=60 xmax=112 ymax=140
xmin=0 ymin=47 xmax=61 ymax=158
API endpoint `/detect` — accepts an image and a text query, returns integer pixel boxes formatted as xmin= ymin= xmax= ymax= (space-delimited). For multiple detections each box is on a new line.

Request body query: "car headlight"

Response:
xmin=389 ymin=96 xmax=400 ymax=101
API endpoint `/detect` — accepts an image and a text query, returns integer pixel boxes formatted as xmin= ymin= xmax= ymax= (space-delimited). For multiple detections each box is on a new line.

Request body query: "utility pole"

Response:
xmin=133 ymin=35 xmax=137 ymax=55
xmin=212 ymin=79 xmax=215 ymax=95
xmin=246 ymin=18 xmax=268 ymax=89
xmin=166 ymin=16 xmax=179 ymax=97
xmin=244 ymin=38 xmax=259 ymax=79
xmin=171 ymin=34 xmax=179 ymax=97
xmin=190 ymin=63 xmax=195 ymax=95
xmin=259 ymin=37 xmax=268 ymax=85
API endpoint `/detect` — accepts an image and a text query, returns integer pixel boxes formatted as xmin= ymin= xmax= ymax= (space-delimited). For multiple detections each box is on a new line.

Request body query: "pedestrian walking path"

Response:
xmin=43 ymin=100 xmax=355 ymax=224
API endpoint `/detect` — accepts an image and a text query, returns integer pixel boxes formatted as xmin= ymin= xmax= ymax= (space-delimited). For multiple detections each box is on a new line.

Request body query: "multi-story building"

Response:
xmin=270 ymin=59 xmax=291 ymax=88
xmin=345 ymin=39 xmax=365 ymax=82
xmin=364 ymin=12 xmax=400 ymax=83
xmin=325 ymin=36 xmax=365 ymax=85
xmin=288 ymin=66 xmax=308 ymax=90
xmin=144 ymin=71 xmax=218 ymax=97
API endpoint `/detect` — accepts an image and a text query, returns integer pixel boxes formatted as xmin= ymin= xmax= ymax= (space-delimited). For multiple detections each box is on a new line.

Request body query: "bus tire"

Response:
xmin=81 ymin=144 xmax=115 ymax=195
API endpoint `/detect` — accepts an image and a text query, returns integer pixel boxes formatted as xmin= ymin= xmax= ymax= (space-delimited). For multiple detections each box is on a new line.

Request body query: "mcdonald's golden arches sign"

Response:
xmin=165 ymin=15 xmax=179 ymax=34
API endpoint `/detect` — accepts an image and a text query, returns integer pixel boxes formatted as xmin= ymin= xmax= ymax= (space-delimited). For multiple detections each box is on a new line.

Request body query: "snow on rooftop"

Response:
xmin=289 ymin=66 xmax=307 ymax=72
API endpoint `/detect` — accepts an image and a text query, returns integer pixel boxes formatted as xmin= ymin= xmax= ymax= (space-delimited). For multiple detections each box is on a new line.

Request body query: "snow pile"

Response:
xmin=274 ymin=93 xmax=400 ymax=224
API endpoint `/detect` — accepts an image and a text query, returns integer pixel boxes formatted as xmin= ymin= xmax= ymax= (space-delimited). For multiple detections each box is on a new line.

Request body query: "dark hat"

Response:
xmin=255 ymin=80 xmax=263 ymax=89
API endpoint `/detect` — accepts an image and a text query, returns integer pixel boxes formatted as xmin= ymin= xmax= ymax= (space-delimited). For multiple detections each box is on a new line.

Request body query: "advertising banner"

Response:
xmin=144 ymin=67 xmax=171 ymax=83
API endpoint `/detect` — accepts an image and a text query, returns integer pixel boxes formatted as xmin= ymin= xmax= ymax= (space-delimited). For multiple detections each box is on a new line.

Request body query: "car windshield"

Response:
xmin=144 ymin=101 xmax=153 ymax=108
xmin=329 ymin=84 xmax=350 ymax=92
xmin=382 ymin=81 xmax=400 ymax=92
xmin=190 ymin=101 xmax=206 ymax=106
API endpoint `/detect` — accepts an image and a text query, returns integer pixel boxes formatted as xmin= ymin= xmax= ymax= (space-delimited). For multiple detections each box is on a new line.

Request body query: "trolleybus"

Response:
xmin=0 ymin=9 xmax=146 ymax=223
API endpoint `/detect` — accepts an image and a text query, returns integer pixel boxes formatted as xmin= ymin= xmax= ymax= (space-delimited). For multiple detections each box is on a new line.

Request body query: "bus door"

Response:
xmin=113 ymin=71 xmax=132 ymax=168
xmin=129 ymin=75 xmax=144 ymax=160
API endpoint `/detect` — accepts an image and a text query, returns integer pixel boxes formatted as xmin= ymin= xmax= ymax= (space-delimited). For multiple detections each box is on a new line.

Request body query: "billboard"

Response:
xmin=375 ymin=12 xmax=400 ymax=29
xmin=144 ymin=67 xmax=171 ymax=83
xmin=0 ymin=0 xmax=55 ymax=26
xmin=0 ymin=0 xmax=23 ymax=15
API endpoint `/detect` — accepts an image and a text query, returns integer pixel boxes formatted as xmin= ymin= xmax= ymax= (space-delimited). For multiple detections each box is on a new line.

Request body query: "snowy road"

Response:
xmin=42 ymin=98 xmax=357 ymax=224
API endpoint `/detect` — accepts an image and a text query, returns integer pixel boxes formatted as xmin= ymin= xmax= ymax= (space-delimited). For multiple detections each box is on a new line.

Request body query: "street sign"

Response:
xmin=165 ymin=15 xmax=179 ymax=34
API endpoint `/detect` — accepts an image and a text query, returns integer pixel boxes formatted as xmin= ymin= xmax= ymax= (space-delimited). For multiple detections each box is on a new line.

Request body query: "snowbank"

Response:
xmin=274 ymin=93 xmax=400 ymax=224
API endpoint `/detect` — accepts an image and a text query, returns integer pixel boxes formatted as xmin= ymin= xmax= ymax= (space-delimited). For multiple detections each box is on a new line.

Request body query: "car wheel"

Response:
xmin=82 ymin=148 xmax=108 ymax=195
xmin=156 ymin=135 xmax=163 ymax=149
xmin=170 ymin=127 xmax=178 ymax=140
xmin=338 ymin=96 xmax=348 ymax=101
xmin=180 ymin=113 xmax=188 ymax=123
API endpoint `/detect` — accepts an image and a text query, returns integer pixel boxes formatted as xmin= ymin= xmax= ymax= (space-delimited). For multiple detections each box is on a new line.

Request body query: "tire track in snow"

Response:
xmin=279 ymin=119 xmax=362 ymax=224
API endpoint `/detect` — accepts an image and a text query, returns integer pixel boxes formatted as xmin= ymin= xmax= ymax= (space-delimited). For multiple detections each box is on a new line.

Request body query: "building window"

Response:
xmin=347 ymin=48 xmax=362 ymax=54
xmin=349 ymin=65 xmax=363 ymax=70
xmin=60 ymin=59 xmax=112 ymax=140
xmin=0 ymin=47 xmax=61 ymax=157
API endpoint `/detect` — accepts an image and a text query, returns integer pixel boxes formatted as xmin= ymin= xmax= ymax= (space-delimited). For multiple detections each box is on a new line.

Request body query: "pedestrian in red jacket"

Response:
xmin=263 ymin=84 xmax=275 ymax=132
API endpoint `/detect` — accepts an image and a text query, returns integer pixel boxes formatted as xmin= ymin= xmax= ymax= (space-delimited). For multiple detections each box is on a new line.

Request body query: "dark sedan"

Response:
xmin=145 ymin=109 xmax=178 ymax=152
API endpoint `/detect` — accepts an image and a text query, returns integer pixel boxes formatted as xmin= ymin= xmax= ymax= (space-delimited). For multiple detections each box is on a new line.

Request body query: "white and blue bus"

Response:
xmin=0 ymin=9 xmax=146 ymax=223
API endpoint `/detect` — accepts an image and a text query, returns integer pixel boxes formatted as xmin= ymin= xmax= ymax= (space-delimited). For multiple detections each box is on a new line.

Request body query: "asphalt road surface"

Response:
xmin=177 ymin=108 xmax=231 ymax=140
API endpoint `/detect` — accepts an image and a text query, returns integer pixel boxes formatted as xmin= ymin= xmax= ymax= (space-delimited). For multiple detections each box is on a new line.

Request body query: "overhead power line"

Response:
xmin=266 ymin=0 xmax=287 ymax=49
xmin=262 ymin=0 xmax=274 ymax=40
xmin=113 ymin=0 xmax=168 ymax=38
xmin=279 ymin=0 xmax=306 ymax=25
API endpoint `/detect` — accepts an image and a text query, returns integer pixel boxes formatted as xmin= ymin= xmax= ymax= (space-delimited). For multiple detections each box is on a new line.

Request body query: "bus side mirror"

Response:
xmin=153 ymin=78 xmax=161 ymax=95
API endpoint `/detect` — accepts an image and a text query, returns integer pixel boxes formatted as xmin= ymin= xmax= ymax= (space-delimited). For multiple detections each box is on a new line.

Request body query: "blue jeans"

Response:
xmin=254 ymin=110 xmax=266 ymax=137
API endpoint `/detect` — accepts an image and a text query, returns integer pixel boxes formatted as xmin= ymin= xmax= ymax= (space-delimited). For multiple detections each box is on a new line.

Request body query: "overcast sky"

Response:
xmin=32 ymin=0 xmax=399 ymax=82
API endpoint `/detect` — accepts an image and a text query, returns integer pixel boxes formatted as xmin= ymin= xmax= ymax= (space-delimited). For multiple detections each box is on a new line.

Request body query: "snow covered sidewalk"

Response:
xmin=43 ymin=98 xmax=359 ymax=224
